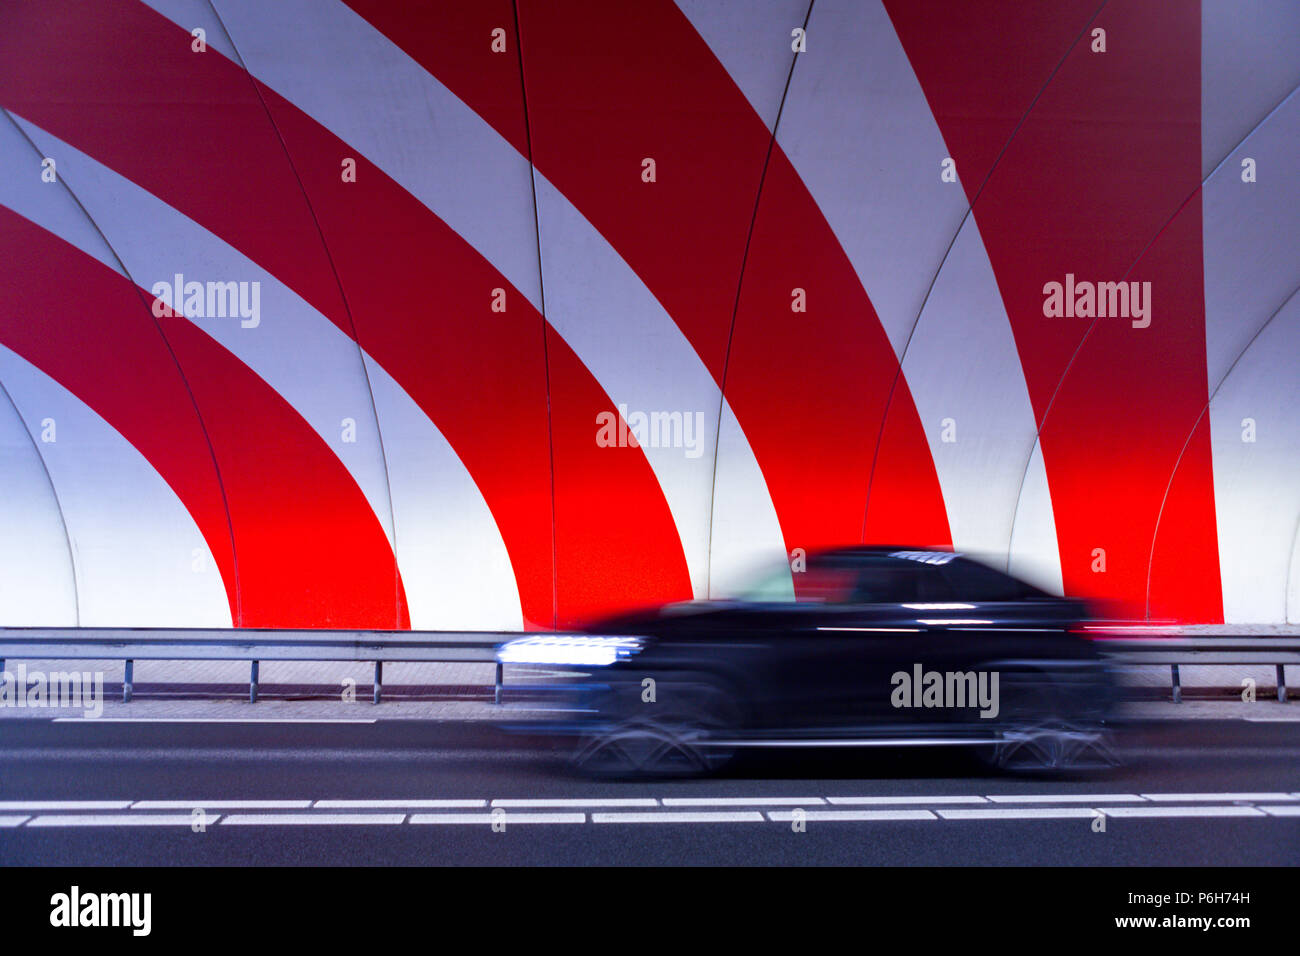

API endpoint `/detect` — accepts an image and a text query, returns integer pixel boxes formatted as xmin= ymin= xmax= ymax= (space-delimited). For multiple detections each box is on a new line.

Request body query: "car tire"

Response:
xmin=979 ymin=673 xmax=1120 ymax=774
xmin=570 ymin=673 xmax=741 ymax=778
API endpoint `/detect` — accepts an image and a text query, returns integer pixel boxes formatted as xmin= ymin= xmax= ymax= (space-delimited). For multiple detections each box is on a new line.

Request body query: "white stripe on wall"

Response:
xmin=681 ymin=0 xmax=1061 ymax=589
xmin=1202 ymin=81 xmax=1300 ymax=623
xmin=0 ymin=345 xmax=231 ymax=626
xmin=7 ymin=117 xmax=522 ymax=630
xmin=161 ymin=0 xmax=788 ymax=601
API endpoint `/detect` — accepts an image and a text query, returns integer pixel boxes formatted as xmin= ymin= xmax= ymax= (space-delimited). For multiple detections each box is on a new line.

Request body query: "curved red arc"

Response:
xmin=350 ymin=0 xmax=953 ymax=563
xmin=0 ymin=0 xmax=692 ymax=627
xmin=885 ymin=0 xmax=1222 ymax=621
xmin=0 ymin=208 xmax=408 ymax=628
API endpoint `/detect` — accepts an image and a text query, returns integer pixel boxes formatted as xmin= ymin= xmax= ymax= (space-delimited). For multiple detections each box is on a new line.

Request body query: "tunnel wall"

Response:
xmin=0 ymin=0 xmax=1296 ymax=629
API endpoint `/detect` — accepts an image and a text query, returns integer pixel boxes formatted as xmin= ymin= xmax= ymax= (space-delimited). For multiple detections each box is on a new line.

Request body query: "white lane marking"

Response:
xmin=660 ymin=797 xmax=825 ymax=807
xmin=221 ymin=814 xmax=405 ymax=826
xmin=0 ymin=801 xmax=131 ymax=810
xmin=592 ymin=812 xmax=764 ymax=823
xmin=490 ymin=798 xmax=657 ymax=808
xmin=409 ymin=813 xmax=585 ymax=825
xmin=52 ymin=718 xmax=378 ymax=724
xmin=939 ymin=808 xmax=1100 ymax=820
xmin=1244 ymin=715 xmax=1300 ymax=722
xmin=985 ymin=794 xmax=1145 ymax=804
xmin=27 ymin=814 xmax=220 ymax=827
xmin=8 ymin=796 xmax=1300 ymax=826
xmin=1100 ymin=806 xmax=1267 ymax=818
xmin=767 ymin=810 xmax=936 ymax=822
xmin=1139 ymin=793 xmax=1297 ymax=802
xmin=10 ymin=792 xmax=1297 ymax=822
xmin=315 ymin=799 xmax=486 ymax=809
xmin=132 ymin=800 xmax=312 ymax=810
xmin=828 ymin=795 xmax=986 ymax=805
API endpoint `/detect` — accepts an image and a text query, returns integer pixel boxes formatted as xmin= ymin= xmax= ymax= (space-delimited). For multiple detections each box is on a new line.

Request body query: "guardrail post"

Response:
xmin=373 ymin=661 xmax=382 ymax=705
xmin=1170 ymin=664 xmax=1181 ymax=704
xmin=1278 ymin=665 xmax=1287 ymax=703
xmin=123 ymin=660 xmax=133 ymax=703
xmin=494 ymin=662 xmax=503 ymax=705
xmin=249 ymin=660 xmax=259 ymax=703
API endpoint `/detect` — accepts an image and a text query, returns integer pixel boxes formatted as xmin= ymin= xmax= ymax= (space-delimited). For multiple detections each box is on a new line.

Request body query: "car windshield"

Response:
xmin=730 ymin=562 xmax=863 ymax=603
xmin=729 ymin=564 xmax=798 ymax=603
xmin=730 ymin=559 xmax=904 ymax=604
xmin=730 ymin=552 xmax=1009 ymax=605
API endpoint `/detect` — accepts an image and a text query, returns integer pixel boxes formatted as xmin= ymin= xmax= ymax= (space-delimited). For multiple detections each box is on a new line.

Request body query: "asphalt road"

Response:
xmin=0 ymin=717 xmax=1297 ymax=865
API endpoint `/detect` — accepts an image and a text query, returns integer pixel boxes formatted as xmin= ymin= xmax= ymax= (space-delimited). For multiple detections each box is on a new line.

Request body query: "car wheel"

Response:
xmin=980 ymin=676 xmax=1120 ymax=774
xmin=984 ymin=719 xmax=1119 ymax=773
xmin=570 ymin=674 xmax=740 ymax=778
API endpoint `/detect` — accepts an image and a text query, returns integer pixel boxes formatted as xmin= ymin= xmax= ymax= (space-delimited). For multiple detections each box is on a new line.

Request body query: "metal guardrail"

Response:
xmin=1093 ymin=637 xmax=1300 ymax=703
xmin=0 ymin=627 xmax=512 ymax=704
xmin=0 ymin=628 xmax=1297 ymax=706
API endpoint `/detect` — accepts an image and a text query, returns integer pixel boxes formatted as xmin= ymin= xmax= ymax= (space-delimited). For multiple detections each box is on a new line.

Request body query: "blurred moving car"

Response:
xmin=498 ymin=547 xmax=1119 ymax=777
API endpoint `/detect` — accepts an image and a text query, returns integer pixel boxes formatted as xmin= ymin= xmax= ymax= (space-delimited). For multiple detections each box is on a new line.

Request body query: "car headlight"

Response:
xmin=496 ymin=635 xmax=644 ymax=667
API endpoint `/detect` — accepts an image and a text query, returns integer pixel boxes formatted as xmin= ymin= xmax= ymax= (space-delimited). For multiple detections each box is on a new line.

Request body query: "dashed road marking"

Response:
xmin=939 ymin=808 xmax=1100 ymax=820
xmin=828 ymin=795 xmax=986 ymax=805
xmin=984 ymin=794 xmax=1144 ymax=803
xmin=1101 ymin=805 xmax=1267 ymax=818
xmin=221 ymin=813 xmax=405 ymax=826
xmin=1139 ymin=792 xmax=1296 ymax=802
xmin=27 ymin=814 xmax=218 ymax=827
xmin=767 ymin=809 xmax=936 ymax=822
xmin=315 ymin=799 xmax=486 ymax=809
xmin=592 ymin=811 xmax=765 ymax=823
xmin=5 ymin=792 xmax=1297 ymax=827
xmin=0 ymin=800 xmax=131 ymax=811
xmin=490 ymin=798 xmax=656 ymax=807
xmin=410 ymin=812 xmax=585 ymax=824
xmin=52 ymin=718 xmax=378 ymax=724
xmin=133 ymin=800 xmax=312 ymax=810
xmin=660 ymin=796 xmax=824 ymax=806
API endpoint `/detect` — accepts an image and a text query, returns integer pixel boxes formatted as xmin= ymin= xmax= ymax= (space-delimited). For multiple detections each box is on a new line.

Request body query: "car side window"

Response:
xmin=794 ymin=565 xmax=860 ymax=603
xmin=843 ymin=559 xmax=952 ymax=604
xmin=914 ymin=567 xmax=957 ymax=602
xmin=939 ymin=558 xmax=1036 ymax=601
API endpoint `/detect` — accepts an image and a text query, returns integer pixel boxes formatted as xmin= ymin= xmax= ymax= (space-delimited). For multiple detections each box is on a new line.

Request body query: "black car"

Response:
xmin=498 ymin=547 xmax=1119 ymax=777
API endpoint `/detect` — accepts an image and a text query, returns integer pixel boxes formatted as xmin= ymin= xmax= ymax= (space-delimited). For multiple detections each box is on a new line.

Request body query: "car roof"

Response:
xmin=810 ymin=545 xmax=960 ymax=560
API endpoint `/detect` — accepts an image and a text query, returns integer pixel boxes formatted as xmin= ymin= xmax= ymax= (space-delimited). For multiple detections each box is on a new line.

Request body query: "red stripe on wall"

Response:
xmin=548 ymin=331 xmax=694 ymax=626
xmin=886 ymin=0 xmax=1222 ymax=620
xmin=256 ymin=68 xmax=692 ymax=625
xmin=353 ymin=0 xmax=951 ymax=562
xmin=0 ymin=0 xmax=692 ymax=626
xmin=728 ymin=150 xmax=951 ymax=553
xmin=245 ymin=85 xmax=691 ymax=628
xmin=0 ymin=209 xmax=408 ymax=627
xmin=345 ymin=0 xmax=530 ymax=156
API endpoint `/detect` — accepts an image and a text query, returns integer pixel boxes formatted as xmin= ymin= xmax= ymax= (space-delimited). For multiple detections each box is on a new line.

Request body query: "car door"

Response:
xmin=830 ymin=555 xmax=970 ymax=730
xmin=767 ymin=554 xmax=960 ymax=735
